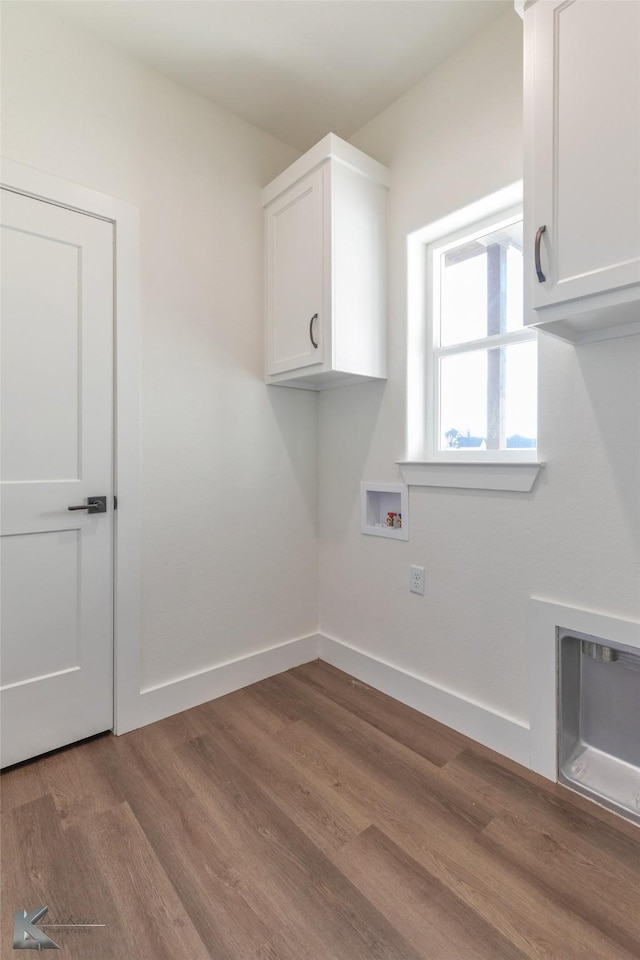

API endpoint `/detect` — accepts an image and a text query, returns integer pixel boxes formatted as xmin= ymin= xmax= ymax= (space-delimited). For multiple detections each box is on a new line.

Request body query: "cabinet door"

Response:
xmin=266 ymin=168 xmax=325 ymax=375
xmin=527 ymin=0 xmax=640 ymax=311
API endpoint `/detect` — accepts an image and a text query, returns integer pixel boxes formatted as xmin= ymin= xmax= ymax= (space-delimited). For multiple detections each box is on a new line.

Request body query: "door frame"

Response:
xmin=1 ymin=158 xmax=141 ymax=735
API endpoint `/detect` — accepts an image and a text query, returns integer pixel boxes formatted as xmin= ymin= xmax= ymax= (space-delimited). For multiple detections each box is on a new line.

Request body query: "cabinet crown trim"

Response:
xmin=262 ymin=132 xmax=389 ymax=207
xmin=514 ymin=0 xmax=536 ymax=19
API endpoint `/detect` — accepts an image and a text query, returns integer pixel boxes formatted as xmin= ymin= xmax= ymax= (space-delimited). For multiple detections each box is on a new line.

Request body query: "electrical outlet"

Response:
xmin=410 ymin=564 xmax=425 ymax=595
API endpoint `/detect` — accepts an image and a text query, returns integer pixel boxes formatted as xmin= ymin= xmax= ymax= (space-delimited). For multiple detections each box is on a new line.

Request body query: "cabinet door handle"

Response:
xmin=535 ymin=225 xmax=547 ymax=283
xmin=309 ymin=313 xmax=319 ymax=349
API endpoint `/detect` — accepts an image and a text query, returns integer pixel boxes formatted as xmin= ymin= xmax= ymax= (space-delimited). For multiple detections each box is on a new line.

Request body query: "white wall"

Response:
xmin=1 ymin=3 xmax=317 ymax=701
xmin=319 ymin=11 xmax=640 ymax=729
xmin=3 ymin=3 xmax=638 ymax=749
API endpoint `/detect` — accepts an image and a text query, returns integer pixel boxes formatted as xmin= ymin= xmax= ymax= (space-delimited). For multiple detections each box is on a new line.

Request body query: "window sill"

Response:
xmin=397 ymin=460 xmax=544 ymax=492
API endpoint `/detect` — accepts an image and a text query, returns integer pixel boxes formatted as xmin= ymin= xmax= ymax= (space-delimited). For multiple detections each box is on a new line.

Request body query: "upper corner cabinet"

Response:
xmin=263 ymin=133 xmax=389 ymax=389
xmin=522 ymin=0 xmax=640 ymax=343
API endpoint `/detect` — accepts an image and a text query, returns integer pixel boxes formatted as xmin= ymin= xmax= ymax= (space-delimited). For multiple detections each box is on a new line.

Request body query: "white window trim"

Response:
xmin=398 ymin=460 xmax=542 ymax=492
xmin=401 ymin=181 xmax=543 ymax=493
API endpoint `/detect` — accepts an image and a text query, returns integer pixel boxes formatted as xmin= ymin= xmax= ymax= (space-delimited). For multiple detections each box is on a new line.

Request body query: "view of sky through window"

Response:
xmin=433 ymin=217 xmax=536 ymax=453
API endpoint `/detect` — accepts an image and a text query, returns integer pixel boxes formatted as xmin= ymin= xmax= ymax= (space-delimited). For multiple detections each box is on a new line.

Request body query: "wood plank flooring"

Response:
xmin=2 ymin=660 xmax=639 ymax=959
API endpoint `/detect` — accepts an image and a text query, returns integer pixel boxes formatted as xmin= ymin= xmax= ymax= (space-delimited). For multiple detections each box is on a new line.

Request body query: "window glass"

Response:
xmin=505 ymin=242 xmax=523 ymax=331
xmin=439 ymin=341 xmax=537 ymax=452
xmin=439 ymin=220 xmax=524 ymax=346
xmin=440 ymin=251 xmax=487 ymax=346
xmin=429 ymin=211 xmax=536 ymax=459
xmin=439 ymin=350 xmax=487 ymax=448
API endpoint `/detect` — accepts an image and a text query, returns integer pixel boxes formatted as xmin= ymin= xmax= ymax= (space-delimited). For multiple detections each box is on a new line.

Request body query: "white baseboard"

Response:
xmin=318 ymin=634 xmax=531 ymax=767
xmin=123 ymin=631 xmax=530 ymax=770
xmin=132 ymin=634 xmax=319 ymax=731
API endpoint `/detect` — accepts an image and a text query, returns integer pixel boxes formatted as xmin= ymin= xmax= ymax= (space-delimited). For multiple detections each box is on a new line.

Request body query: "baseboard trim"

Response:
xmin=318 ymin=634 xmax=531 ymax=767
xmin=125 ymin=631 xmax=531 ymax=769
xmin=133 ymin=634 xmax=319 ymax=731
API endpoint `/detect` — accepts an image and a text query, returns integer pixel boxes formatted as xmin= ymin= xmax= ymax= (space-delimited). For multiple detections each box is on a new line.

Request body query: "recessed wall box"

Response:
xmin=361 ymin=483 xmax=408 ymax=541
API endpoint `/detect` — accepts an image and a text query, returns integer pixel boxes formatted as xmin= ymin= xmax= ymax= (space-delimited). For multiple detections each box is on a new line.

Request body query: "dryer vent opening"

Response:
xmin=558 ymin=630 xmax=640 ymax=825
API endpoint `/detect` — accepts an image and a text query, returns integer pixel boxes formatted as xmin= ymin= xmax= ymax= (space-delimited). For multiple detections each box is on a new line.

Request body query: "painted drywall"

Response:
xmin=3 ymin=2 xmax=638 ymax=744
xmin=319 ymin=10 xmax=640 ymax=727
xmin=1 ymin=2 xmax=317 ymax=692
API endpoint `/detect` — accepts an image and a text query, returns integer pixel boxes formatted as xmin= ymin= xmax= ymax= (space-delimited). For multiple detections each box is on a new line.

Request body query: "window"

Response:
xmin=402 ymin=185 xmax=542 ymax=491
xmin=428 ymin=209 xmax=537 ymax=461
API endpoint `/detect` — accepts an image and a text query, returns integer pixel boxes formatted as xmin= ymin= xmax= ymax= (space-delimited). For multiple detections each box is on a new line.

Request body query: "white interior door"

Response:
xmin=1 ymin=188 xmax=114 ymax=768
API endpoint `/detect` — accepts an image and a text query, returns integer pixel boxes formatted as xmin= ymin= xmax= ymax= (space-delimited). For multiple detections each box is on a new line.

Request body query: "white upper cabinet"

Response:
xmin=267 ymin=167 xmax=325 ymax=376
xmin=263 ymin=133 xmax=389 ymax=388
xmin=522 ymin=0 xmax=640 ymax=342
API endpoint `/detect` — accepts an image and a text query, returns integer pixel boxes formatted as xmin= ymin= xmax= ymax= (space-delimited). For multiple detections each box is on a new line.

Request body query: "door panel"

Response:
xmin=1 ymin=530 xmax=81 ymax=686
xmin=0 ymin=189 xmax=114 ymax=768
xmin=2 ymin=227 xmax=82 ymax=481
xmin=531 ymin=0 xmax=640 ymax=309
xmin=266 ymin=168 xmax=325 ymax=375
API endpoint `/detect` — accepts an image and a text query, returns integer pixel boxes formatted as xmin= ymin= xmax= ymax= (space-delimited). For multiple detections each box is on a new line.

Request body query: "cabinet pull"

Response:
xmin=535 ymin=225 xmax=547 ymax=283
xmin=309 ymin=313 xmax=319 ymax=349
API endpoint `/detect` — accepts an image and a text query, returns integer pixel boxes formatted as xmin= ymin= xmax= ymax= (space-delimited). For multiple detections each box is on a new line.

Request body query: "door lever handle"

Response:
xmin=68 ymin=496 xmax=107 ymax=514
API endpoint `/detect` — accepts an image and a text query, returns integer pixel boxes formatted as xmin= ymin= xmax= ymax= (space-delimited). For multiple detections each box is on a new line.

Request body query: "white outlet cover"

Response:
xmin=410 ymin=564 xmax=425 ymax=595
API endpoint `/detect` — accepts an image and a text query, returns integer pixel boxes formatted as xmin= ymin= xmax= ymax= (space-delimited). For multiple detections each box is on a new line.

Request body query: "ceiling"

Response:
xmin=45 ymin=0 xmax=512 ymax=151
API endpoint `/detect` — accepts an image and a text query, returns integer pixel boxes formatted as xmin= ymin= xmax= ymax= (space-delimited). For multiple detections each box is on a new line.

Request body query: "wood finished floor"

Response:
xmin=2 ymin=660 xmax=639 ymax=960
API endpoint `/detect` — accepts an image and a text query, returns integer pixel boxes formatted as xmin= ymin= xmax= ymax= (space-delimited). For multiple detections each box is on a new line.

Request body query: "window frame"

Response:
xmin=426 ymin=205 xmax=538 ymax=464
xmin=400 ymin=182 xmax=543 ymax=492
